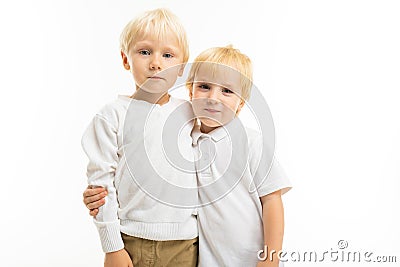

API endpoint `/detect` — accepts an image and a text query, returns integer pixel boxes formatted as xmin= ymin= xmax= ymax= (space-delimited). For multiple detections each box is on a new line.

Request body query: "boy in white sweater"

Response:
xmin=85 ymin=46 xmax=291 ymax=267
xmin=82 ymin=8 xmax=198 ymax=267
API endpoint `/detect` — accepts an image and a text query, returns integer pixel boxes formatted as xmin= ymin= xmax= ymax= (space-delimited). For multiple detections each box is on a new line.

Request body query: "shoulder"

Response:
xmin=97 ymin=95 xmax=130 ymax=115
xmin=244 ymin=127 xmax=275 ymax=150
xmin=168 ymin=97 xmax=194 ymax=118
xmin=98 ymin=96 xmax=130 ymax=116
xmin=93 ymin=96 xmax=131 ymax=128
xmin=244 ymin=127 xmax=263 ymax=148
xmin=244 ymin=126 xmax=275 ymax=167
xmin=169 ymin=97 xmax=192 ymax=108
xmin=245 ymin=127 xmax=261 ymax=139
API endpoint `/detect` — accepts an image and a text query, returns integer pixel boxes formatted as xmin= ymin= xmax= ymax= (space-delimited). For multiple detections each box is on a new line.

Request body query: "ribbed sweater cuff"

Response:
xmin=93 ymin=219 xmax=124 ymax=253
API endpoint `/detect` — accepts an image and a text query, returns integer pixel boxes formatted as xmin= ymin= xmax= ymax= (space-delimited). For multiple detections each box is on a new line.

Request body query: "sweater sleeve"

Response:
xmin=81 ymin=114 xmax=124 ymax=253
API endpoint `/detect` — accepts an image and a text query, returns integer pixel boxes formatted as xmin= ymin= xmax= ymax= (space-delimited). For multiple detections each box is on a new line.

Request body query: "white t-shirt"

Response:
xmin=82 ymin=95 xmax=198 ymax=253
xmin=192 ymin=118 xmax=292 ymax=267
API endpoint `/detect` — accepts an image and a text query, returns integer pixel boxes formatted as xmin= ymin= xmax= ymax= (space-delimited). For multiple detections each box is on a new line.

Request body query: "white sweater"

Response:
xmin=82 ymin=95 xmax=198 ymax=253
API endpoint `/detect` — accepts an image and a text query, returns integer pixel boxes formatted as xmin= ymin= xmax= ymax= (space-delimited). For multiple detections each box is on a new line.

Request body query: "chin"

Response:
xmin=200 ymin=118 xmax=221 ymax=128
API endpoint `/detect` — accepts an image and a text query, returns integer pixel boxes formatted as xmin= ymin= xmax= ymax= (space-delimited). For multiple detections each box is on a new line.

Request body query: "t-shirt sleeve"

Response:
xmin=256 ymin=158 xmax=292 ymax=197
xmin=81 ymin=113 xmax=124 ymax=253
xmin=248 ymin=131 xmax=292 ymax=197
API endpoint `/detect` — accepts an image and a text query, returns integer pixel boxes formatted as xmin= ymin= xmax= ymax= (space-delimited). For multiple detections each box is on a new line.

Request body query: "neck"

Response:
xmin=200 ymin=123 xmax=219 ymax=134
xmin=131 ymin=89 xmax=170 ymax=105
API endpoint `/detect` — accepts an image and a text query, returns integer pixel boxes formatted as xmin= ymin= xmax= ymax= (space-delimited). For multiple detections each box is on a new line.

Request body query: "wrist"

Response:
xmin=106 ymin=248 xmax=125 ymax=255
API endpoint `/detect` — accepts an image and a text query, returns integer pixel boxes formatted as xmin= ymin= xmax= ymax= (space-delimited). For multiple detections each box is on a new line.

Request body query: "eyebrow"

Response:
xmin=219 ymin=83 xmax=234 ymax=88
xmin=134 ymin=40 xmax=152 ymax=46
xmin=162 ymin=45 xmax=179 ymax=51
xmin=194 ymin=78 xmax=234 ymax=88
xmin=133 ymin=41 xmax=179 ymax=52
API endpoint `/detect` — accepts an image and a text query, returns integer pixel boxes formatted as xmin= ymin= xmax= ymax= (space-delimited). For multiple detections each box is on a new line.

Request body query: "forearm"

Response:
xmin=259 ymin=191 xmax=284 ymax=267
xmin=82 ymin=115 xmax=123 ymax=252
xmin=91 ymin=181 xmax=123 ymax=252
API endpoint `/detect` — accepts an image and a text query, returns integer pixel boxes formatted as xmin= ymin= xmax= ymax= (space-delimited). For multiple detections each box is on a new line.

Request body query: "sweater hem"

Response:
xmin=120 ymin=217 xmax=198 ymax=241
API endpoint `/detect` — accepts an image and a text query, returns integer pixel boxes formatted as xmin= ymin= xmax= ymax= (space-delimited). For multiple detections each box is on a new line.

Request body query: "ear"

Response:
xmin=188 ymin=84 xmax=193 ymax=101
xmin=236 ymin=99 xmax=245 ymax=115
xmin=121 ymin=51 xmax=130 ymax=70
xmin=177 ymin=63 xmax=186 ymax=77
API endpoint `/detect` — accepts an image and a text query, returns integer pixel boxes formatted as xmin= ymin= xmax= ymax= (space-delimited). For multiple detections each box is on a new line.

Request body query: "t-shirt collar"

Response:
xmin=191 ymin=118 xmax=241 ymax=145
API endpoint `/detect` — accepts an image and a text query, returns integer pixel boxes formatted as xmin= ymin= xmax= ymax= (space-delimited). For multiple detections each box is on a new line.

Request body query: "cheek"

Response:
xmin=191 ymin=96 xmax=207 ymax=111
xmin=225 ymin=99 xmax=242 ymax=112
xmin=191 ymin=90 xmax=204 ymax=99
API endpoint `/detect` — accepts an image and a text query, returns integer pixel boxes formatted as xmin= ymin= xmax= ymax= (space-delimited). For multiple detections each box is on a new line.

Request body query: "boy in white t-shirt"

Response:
xmin=84 ymin=46 xmax=291 ymax=267
xmin=187 ymin=45 xmax=291 ymax=267
xmin=82 ymin=8 xmax=198 ymax=267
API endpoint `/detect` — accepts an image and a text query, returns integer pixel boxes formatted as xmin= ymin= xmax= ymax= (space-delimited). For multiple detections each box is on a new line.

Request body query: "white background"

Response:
xmin=0 ymin=0 xmax=399 ymax=266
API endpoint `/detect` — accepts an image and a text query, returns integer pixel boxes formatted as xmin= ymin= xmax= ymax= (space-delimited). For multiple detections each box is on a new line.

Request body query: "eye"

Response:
xmin=222 ymin=88 xmax=234 ymax=94
xmin=198 ymin=83 xmax=210 ymax=90
xmin=163 ymin=53 xmax=173 ymax=58
xmin=139 ymin=50 xmax=151 ymax=56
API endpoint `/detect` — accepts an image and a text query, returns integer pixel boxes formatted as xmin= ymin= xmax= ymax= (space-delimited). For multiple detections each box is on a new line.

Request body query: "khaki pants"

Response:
xmin=122 ymin=233 xmax=198 ymax=267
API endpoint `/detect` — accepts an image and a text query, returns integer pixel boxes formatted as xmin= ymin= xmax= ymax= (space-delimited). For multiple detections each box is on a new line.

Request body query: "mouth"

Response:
xmin=204 ymin=108 xmax=221 ymax=114
xmin=148 ymin=76 xmax=165 ymax=80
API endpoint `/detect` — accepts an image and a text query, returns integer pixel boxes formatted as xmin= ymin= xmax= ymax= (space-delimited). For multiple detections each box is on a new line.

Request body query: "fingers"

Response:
xmin=86 ymin=198 xmax=106 ymax=210
xmin=89 ymin=208 xmax=99 ymax=217
xmin=83 ymin=190 xmax=108 ymax=206
xmin=83 ymin=186 xmax=106 ymax=198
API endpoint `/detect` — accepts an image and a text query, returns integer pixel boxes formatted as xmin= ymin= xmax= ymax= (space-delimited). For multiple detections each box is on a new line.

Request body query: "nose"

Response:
xmin=149 ymin=54 xmax=162 ymax=70
xmin=207 ymin=88 xmax=219 ymax=104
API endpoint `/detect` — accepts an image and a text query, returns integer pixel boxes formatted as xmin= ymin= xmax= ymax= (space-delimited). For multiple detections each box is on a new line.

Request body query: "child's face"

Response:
xmin=121 ymin=33 xmax=185 ymax=93
xmin=191 ymin=64 xmax=244 ymax=133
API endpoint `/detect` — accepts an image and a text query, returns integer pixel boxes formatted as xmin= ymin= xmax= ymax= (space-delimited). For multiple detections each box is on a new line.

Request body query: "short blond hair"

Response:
xmin=186 ymin=45 xmax=253 ymax=101
xmin=120 ymin=8 xmax=189 ymax=63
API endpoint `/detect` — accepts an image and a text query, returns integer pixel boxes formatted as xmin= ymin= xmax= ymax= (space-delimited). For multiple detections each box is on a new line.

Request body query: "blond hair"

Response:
xmin=120 ymin=8 xmax=189 ymax=63
xmin=186 ymin=45 xmax=253 ymax=101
